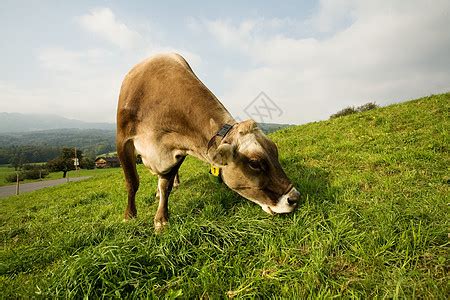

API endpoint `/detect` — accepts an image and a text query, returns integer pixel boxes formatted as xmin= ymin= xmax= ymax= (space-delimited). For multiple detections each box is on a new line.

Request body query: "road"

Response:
xmin=0 ymin=176 xmax=91 ymax=198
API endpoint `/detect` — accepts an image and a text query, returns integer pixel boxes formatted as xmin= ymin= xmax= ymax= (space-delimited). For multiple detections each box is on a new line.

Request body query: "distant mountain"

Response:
xmin=0 ymin=112 xmax=291 ymax=164
xmin=0 ymin=112 xmax=115 ymax=133
xmin=0 ymin=112 xmax=293 ymax=135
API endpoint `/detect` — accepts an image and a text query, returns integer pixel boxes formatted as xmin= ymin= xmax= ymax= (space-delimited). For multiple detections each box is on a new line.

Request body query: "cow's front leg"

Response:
xmin=155 ymin=171 xmax=179 ymax=199
xmin=155 ymin=172 xmax=180 ymax=198
xmin=154 ymin=157 xmax=185 ymax=231
xmin=154 ymin=174 xmax=174 ymax=231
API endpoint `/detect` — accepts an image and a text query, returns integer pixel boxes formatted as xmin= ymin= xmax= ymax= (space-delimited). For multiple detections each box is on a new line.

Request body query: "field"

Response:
xmin=0 ymin=165 xmax=115 ymax=187
xmin=0 ymin=166 xmax=14 ymax=186
xmin=0 ymin=93 xmax=448 ymax=298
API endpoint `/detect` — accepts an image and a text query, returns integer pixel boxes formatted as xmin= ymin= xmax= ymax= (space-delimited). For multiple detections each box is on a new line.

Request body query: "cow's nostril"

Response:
xmin=287 ymin=197 xmax=297 ymax=205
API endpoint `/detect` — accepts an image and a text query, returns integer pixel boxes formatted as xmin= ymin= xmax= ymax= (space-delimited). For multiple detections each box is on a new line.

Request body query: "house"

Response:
xmin=95 ymin=157 xmax=121 ymax=168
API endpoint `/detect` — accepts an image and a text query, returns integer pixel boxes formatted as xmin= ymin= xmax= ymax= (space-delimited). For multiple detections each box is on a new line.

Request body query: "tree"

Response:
xmin=9 ymin=146 xmax=27 ymax=170
xmin=81 ymin=157 xmax=95 ymax=169
xmin=61 ymin=148 xmax=83 ymax=161
xmin=46 ymin=148 xmax=83 ymax=178
xmin=47 ymin=157 xmax=72 ymax=178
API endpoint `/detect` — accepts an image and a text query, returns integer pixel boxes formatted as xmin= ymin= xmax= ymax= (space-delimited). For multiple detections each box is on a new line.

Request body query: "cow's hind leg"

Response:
xmin=117 ymin=139 xmax=139 ymax=220
xmin=154 ymin=158 xmax=185 ymax=231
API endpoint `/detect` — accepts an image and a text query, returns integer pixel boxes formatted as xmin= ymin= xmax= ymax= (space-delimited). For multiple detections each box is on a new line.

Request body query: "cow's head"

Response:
xmin=208 ymin=119 xmax=300 ymax=214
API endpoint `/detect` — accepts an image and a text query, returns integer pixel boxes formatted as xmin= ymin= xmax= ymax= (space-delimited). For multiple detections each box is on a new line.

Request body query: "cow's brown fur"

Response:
xmin=117 ymin=53 xmax=299 ymax=230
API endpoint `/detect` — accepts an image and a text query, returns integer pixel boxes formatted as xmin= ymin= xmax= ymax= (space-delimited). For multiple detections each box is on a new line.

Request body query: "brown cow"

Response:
xmin=116 ymin=53 xmax=300 ymax=230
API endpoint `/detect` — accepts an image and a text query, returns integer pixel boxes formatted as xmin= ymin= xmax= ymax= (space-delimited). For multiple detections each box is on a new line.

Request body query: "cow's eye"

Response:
xmin=248 ymin=160 xmax=262 ymax=171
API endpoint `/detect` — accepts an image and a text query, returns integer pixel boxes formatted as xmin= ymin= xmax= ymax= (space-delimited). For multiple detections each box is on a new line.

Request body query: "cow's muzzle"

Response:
xmin=286 ymin=187 xmax=300 ymax=206
xmin=262 ymin=187 xmax=300 ymax=215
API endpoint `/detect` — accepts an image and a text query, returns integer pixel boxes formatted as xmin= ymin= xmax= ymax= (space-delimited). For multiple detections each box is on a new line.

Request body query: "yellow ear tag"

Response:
xmin=210 ymin=165 xmax=220 ymax=177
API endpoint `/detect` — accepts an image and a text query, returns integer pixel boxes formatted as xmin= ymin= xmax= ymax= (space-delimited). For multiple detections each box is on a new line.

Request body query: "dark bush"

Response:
xmin=22 ymin=164 xmax=47 ymax=171
xmin=330 ymin=106 xmax=357 ymax=119
xmin=357 ymin=102 xmax=379 ymax=112
xmin=4 ymin=168 xmax=49 ymax=183
xmin=23 ymin=169 xmax=49 ymax=180
xmin=5 ymin=173 xmax=24 ymax=183
xmin=22 ymin=164 xmax=34 ymax=171
xmin=81 ymin=157 xmax=95 ymax=170
xmin=330 ymin=102 xmax=379 ymax=119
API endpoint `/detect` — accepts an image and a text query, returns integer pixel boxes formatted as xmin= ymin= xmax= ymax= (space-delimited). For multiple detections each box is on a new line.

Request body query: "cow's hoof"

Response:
xmin=154 ymin=220 xmax=168 ymax=232
xmin=124 ymin=210 xmax=137 ymax=220
xmin=124 ymin=216 xmax=136 ymax=222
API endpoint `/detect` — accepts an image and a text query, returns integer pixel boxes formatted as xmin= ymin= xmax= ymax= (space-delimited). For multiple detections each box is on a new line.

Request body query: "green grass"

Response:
xmin=0 ymin=166 xmax=13 ymax=186
xmin=1 ymin=93 xmax=448 ymax=298
xmin=0 ymin=166 xmax=117 ymax=187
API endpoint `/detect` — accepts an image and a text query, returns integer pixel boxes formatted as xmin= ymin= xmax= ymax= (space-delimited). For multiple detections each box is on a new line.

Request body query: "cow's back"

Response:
xmin=117 ymin=53 xmax=228 ymax=140
xmin=116 ymin=53 xmax=233 ymax=174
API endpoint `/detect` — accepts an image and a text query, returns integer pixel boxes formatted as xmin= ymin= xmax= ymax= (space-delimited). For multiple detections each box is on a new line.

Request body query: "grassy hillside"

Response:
xmin=0 ymin=93 xmax=448 ymax=298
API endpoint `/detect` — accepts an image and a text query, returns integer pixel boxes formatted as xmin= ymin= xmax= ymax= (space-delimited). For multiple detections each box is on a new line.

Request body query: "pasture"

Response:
xmin=0 ymin=166 xmax=114 ymax=187
xmin=0 ymin=93 xmax=448 ymax=298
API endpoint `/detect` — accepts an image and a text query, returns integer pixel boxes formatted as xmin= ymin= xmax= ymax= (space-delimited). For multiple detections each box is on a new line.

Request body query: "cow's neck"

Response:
xmin=190 ymin=111 xmax=236 ymax=162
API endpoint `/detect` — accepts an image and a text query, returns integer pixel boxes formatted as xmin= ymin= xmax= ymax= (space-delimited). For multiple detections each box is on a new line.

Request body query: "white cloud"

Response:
xmin=208 ymin=19 xmax=257 ymax=47
xmin=27 ymin=46 xmax=123 ymax=122
xmin=1 ymin=7 xmax=202 ymax=123
xmin=2 ymin=3 xmax=448 ymax=126
xmin=37 ymin=47 xmax=111 ymax=73
xmin=1 ymin=55 xmax=123 ymax=123
xmin=309 ymin=0 xmax=356 ymax=33
xmin=199 ymin=0 xmax=450 ymax=124
xmin=77 ymin=7 xmax=142 ymax=50
xmin=0 ymin=81 xmax=51 ymax=113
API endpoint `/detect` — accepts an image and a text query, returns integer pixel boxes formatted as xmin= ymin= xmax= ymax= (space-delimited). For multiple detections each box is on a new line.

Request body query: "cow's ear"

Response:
xmin=238 ymin=119 xmax=258 ymax=135
xmin=209 ymin=143 xmax=236 ymax=166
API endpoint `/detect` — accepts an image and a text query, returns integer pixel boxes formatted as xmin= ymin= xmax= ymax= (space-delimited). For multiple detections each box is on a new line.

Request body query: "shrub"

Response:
xmin=22 ymin=164 xmax=48 ymax=171
xmin=330 ymin=106 xmax=357 ymax=119
xmin=330 ymin=102 xmax=379 ymax=119
xmin=81 ymin=157 xmax=95 ymax=169
xmin=5 ymin=173 xmax=24 ymax=183
xmin=19 ymin=164 xmax=49 ymax=179
xmin=4 ymin=169 xmax=49 ymax=183
xmin=23 ymin=169 xmax=49 ymax=180
xmin=22 ymin=164 xmax=38 ymax=171
xmin=357 ymin=102 xmax=379 ymax=112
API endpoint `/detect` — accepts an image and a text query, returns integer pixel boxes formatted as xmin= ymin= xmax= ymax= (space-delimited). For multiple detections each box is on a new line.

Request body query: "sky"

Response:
xmin=1 ymin=0 xmax=449 ymax=125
